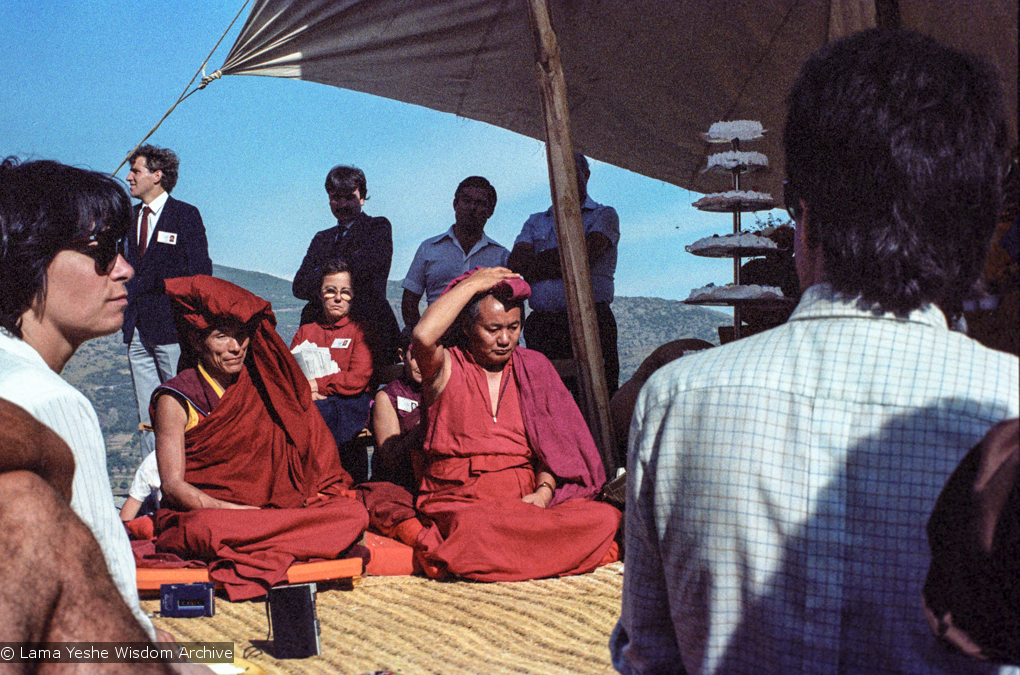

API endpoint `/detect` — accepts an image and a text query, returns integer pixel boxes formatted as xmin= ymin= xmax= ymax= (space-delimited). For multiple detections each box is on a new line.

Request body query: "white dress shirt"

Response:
xmin=0 ymin=329 xmax=155 ymax=639
xmin=137 ymin=190 xmax=169 ymax=249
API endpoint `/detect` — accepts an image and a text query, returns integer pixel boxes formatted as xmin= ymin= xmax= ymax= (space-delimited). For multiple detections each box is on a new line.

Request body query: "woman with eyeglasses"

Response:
xmin=290 ymin=258 xmax=374 ymax=482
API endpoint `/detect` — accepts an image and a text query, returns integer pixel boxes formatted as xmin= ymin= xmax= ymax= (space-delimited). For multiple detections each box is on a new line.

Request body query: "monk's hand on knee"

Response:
xmin=521 ymin=488 xmax=552 ymax=508
xmin=522 ymin=477 xmax=555 ymax=508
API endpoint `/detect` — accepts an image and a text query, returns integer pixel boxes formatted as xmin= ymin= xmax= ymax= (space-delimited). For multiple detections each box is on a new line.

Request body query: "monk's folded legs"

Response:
xmin=415 ymin=496 xmax=622 ymax=582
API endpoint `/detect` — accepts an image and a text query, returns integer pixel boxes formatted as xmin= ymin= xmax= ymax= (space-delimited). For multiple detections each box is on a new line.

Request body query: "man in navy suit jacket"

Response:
xmin=123 ymin=145 xmax=212 ymax=456
xmin=293 ymin=165 xmax=400 ymax=378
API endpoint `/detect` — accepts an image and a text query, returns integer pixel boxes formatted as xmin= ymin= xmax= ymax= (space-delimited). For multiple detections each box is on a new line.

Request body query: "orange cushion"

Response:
xmin=136 ymin=557 xmax=363 ymax=595
xmin=285 ymin=557 xmax=363 ymax=584
xmin=363 ymin=532 xmax=417 ymax=576
xmin=136 ymin=567 xmax=212 ymax=593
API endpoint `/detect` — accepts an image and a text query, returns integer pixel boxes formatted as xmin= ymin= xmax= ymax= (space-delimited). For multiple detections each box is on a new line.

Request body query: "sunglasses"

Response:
xmin=66 ymin=230 xmax=126 ymax=275
xmin=783 ymin=179 xmax=802 ymax=222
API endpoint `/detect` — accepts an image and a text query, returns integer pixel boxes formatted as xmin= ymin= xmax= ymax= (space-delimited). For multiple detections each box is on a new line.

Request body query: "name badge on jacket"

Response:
xmin=331 ymin=338 xmax=352 ymax=349
xmin=156 ymin=231 xmax=177 ymax=245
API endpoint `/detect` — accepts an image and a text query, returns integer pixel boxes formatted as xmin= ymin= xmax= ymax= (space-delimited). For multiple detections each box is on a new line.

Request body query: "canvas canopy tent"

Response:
xmin=204 ymin=0 xmax=1018 ymax=470
xmin=212 ymin=0 xmax=1017 ymax=198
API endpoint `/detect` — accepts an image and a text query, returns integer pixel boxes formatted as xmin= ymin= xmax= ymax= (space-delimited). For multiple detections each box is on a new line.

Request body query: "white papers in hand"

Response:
xmin=290 ymin=340 xmax=339 ymax=379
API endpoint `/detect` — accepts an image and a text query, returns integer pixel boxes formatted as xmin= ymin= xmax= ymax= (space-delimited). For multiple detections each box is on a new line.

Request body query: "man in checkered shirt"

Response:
xmin=611 ymin=30 xmax=1019 ymax=675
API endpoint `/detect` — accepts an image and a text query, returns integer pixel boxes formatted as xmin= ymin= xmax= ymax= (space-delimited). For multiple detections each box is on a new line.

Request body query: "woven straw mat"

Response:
xmin=144 ymin=561 xmax=625 ymax=675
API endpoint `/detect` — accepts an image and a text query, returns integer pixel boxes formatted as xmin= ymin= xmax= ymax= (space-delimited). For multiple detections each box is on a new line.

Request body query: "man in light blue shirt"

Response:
xmin=401 ymin=176 xmax=509 ymax=327
xmin=508 ymin=154 xmax=621 ymax=393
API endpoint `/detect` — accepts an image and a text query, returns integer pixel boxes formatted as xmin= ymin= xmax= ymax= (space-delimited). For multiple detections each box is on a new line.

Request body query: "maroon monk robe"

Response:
xmin=148 ymin=275 xmax=368 ymax=600
xmin=359 ymin=269 xmax=616 ymax=563
xmin=438 ymin=266 xmax=608 ymax=503
xmin=413 ymin=347 xmax=620 ymax=581
xmin=358 ymin=346 xmax=611 ymax=526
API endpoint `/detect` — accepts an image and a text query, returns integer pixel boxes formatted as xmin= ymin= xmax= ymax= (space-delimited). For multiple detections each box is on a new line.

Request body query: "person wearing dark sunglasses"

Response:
xmin=0 ymin=158 xmax=135 ymax=357
xmin=67 ymin=226 xmax=128 ymax=275
xmin=0 ymin=157 xmax=169 ymax=642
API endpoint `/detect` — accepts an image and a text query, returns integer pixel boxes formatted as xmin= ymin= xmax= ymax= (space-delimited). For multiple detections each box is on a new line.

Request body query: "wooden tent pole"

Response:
xmin=524 ymin=0 xmax=617 ymax=476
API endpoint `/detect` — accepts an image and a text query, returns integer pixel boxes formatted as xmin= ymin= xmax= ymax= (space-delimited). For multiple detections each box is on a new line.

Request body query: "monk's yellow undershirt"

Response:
xmin=183 ymin=363 xmax=228 ymax=432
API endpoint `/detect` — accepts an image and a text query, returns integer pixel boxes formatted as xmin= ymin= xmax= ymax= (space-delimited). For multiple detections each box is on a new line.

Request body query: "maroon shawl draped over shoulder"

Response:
xmin=512 ymin=348 xmax=607 ymax=504
xmin=147 ymin=275 xmax=367 ymax=600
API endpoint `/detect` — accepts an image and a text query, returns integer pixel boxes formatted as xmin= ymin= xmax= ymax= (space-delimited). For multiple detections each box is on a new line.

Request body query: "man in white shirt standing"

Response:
xmin=0 ymin=157 xmax=157 ymax=639
xmin=123 ymin=145 xmax=212 ymax=457
xmin=401 ymin=176 xmax=509 ymax=327
xmin=611 ymin=30 xmax=1018 ymax=675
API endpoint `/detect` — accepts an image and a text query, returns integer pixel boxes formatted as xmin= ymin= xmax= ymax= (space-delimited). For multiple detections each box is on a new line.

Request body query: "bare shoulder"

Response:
xmin=422 ymin=347 xmax=453 ymax=407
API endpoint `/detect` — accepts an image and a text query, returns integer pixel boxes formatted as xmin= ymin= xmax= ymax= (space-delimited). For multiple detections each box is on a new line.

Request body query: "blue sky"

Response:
xmin=1 ymin=1 xmax=784 ymax=302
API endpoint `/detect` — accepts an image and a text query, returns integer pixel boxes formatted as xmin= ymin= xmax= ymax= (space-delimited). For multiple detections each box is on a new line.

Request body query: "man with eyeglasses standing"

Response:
xmin=123 ymin=144 xmax=212 ymax=459
xmin=0 ymin=157 xmax=158 ymax=640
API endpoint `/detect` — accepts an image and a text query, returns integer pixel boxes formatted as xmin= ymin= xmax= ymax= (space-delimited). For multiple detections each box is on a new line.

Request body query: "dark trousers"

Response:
xmin=314 ymin=393 xmax=371 ymax=484
xmin=524 ymin=302 xmax=619 ymax=396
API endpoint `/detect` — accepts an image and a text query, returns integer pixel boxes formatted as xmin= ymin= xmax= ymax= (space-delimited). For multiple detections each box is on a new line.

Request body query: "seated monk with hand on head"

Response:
xmin=403 ymin=266 xmax=621 ymax=581
xmin=147 ymin=275 xmax=368 ymax=600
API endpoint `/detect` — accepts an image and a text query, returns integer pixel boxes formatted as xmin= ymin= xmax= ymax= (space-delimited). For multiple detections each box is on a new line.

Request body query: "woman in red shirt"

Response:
xmin=290 ymin=259 xmax=373 ymax=482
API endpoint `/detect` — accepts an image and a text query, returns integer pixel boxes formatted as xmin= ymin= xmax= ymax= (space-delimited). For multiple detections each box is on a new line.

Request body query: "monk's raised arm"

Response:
xmin=153 ymin=393 xmax=256 ymax=511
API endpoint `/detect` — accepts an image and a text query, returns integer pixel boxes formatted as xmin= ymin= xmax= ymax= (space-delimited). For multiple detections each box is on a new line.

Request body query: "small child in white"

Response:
xmin=119 ymin=450 xmax=161 ymax=521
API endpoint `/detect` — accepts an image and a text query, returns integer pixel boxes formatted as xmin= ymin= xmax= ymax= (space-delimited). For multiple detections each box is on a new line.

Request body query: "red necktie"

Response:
xmin=138 ymin=206 xmax=152 ymax=258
